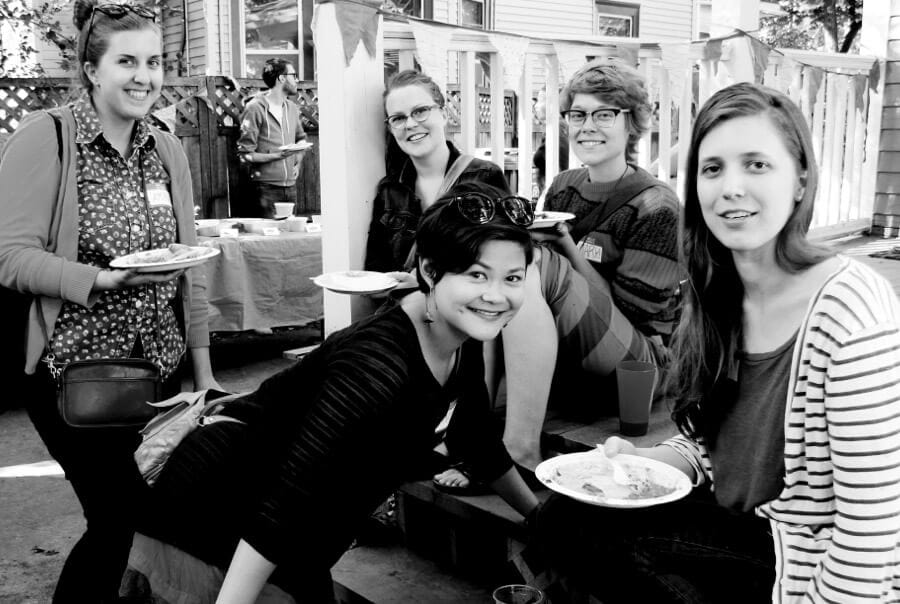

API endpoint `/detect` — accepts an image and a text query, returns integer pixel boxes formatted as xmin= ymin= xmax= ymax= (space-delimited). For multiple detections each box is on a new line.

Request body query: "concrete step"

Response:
xmin=333 ymin=543 xmax=496 ymax=603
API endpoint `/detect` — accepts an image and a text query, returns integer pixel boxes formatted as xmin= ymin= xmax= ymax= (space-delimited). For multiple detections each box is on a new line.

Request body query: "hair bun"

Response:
xmin=73 ymin=0 xmax=98 ymax=30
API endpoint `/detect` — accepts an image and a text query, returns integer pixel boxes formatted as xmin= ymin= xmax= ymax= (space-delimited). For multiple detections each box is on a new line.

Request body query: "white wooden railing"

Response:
xmin=313 ymin=4 xmax=884 ymax=331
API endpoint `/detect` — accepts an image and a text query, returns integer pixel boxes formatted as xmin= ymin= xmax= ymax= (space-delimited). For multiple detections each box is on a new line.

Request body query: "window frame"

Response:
xmin=233 ymin=0 xmax=315 ymax=79
xmin=458 ymin=0 xmax=494 ymax=30
xmin=594 ymin=0 xmax=640 ymax=38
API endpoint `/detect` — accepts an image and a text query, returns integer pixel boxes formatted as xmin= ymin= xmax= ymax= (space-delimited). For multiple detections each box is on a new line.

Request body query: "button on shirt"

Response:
xmin=50 ymin=98 xmax=185 ymax=378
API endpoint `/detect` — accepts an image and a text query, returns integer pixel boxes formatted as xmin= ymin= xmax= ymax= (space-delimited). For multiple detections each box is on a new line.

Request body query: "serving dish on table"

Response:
xmin=535 ymin=450 xmax=691 ymax=508
xmin=528 ymin=211 xmax=576 ymax=230
xmin=110 ymin=244 xmax=219 ymax=273
xmin=312 ymin=271 xmax=399 ymax=295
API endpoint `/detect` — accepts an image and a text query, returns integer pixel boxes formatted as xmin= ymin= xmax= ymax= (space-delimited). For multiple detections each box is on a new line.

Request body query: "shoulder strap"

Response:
xmin=569 ymin=183 xmax=660 ymax=244
xmin=49 ymin=111 xmax=63 ymax=162
xmin=437 ymin=154 xmax=475 ymax=198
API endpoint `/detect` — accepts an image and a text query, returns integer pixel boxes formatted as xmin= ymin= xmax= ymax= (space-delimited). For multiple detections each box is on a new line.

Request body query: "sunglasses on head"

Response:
xmin=83 ymin=4 xmax=158 ymax=60
xmin=450 ymin=192 xmax=534 ymax=227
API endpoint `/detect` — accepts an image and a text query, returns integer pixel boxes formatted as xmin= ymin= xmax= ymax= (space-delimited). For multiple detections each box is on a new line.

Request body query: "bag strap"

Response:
xmin=568 ymin=182 xmax=659 ymax=244
xmin=401 ymin=154 xmax=476 ymax=272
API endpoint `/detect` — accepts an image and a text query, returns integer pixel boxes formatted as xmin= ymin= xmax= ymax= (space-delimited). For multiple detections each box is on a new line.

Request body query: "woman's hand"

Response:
xmin=603 ymin=436 xmax=639 ymax=458
xmin=365 ymin=270 xmax=418 ymax=300
xmin=93 ymin=268 xmax=185 ymax=293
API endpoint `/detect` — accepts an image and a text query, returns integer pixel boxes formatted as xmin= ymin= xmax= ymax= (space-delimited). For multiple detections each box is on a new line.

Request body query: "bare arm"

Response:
xmin=215 ymin=540 xmax=276 ymax=604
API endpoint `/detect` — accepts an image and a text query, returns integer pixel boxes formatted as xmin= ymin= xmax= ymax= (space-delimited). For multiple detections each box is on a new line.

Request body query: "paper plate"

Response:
xmin=110 ymin=246 xmax=220 ymax=273
xmin=312 ymin=270 xmax=398 ymax=295
xmin=529 ymin=211 xmax=575 ymax=230
xmin=535 ymin=451 xmax=692 ymax=508
xmin=279 ymin=141 xmax=314 ymax=152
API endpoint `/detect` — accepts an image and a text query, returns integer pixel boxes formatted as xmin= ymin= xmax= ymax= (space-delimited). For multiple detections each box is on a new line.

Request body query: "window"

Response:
xmin=234 ymin=0 xmax=315 ymax=79
xmin=387 ymin=0 xmax=433 ymax=20
xmin=460 ymin=0 xmax=493 ymax=30
xmin=595 ymin=1 xmax=639 ymax=37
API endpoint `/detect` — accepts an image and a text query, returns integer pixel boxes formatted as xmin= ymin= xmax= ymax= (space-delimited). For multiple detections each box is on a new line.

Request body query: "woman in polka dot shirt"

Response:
xmin=0 ymin=0 xmax=220 ymax=600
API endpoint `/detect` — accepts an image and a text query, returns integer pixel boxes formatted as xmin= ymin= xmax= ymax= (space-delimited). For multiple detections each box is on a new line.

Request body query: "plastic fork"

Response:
xmin=595 ymin=445 xmax=629 ymax=485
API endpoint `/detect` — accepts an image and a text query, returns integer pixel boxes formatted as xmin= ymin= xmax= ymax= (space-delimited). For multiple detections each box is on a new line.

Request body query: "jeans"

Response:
xmin=253 ymin=182 xmax=297 ymax=219
xmin=536 ymin=488 xmax=775 ymax=603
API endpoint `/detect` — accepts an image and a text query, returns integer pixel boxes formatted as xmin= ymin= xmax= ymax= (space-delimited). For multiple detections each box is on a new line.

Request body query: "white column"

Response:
xmin=859 ymin=0 xmax=891 ymax=232
xmin=314 ymin=2 xmax=386 ymax=334
xmin=711 ymin=0 xmax=760 ymax=84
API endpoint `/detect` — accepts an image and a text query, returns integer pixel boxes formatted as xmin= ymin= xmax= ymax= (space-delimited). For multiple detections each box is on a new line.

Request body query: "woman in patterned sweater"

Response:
xmin=538 ymin=83 xmax=900 ymax=602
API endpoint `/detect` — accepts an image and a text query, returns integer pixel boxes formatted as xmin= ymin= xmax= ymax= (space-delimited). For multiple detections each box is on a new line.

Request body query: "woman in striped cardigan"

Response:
xmin=538 ymin=83 xmax=900 ymax=602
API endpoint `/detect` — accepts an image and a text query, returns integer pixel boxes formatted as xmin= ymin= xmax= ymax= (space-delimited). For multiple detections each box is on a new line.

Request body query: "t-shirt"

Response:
xmin=709 ymin=334 xmax=794 ymax=512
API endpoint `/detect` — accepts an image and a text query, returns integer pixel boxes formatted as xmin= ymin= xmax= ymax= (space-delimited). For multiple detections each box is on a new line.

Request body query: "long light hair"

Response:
xmin=670 ymin=82 xmax=833 ymax=441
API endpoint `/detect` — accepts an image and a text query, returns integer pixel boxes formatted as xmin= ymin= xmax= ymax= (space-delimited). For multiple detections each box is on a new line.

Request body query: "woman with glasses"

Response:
xmin=537 ymin=83 xmax=900 ymax=603
xmin=0 ymin=0 xmax=219 ymax=600
xmin=501 ymin=59 xmax=682 ymax=471
xmin=129 ymin=182 xmax=540 ymax=603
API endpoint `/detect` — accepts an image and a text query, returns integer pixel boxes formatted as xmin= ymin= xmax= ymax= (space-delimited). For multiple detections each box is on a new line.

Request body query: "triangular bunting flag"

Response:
xmin=774 ymin=57 xmax=798 ymax=95
xmin=804 ymin=66 xmax=824 ymax=111
xmin=702 ymin=39 xmax=722 ymax=62
xmin=853 ymin=73 xmax=868 ymax=115
xmin=553 ymin=42 xmax=587 ymax=84
xmin=747 ymin=37 xmax=770 ymax=84
xmin=488 ymin=33 xmax=531 ymax=91
xmin=660 ymin=42 xmax=690 ymax=108
xmin=332 ymin=0 xmax=380 ymax=65
xmin=408 ymin=20 xmax=453 ymax=94
xmin=614 ymin=43 xmax=639 ymax=67
xmin=869 ymin=59 xmax=881 ymax=92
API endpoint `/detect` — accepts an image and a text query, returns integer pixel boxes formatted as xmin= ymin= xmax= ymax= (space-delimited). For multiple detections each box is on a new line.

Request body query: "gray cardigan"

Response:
xmin=0 ymin=105 xmax=210 ymax=373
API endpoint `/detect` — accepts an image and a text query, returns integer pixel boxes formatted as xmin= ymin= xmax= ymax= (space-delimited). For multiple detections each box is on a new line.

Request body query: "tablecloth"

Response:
xmin=199 ymin=232 xmax=323 ymax=332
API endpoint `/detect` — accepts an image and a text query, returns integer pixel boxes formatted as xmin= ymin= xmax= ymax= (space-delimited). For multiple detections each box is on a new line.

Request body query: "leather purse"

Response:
xmin=57 ymin=358 xmax=162 ymax=428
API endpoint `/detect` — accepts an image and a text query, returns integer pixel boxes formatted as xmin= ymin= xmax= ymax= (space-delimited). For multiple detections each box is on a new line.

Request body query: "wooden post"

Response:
xmin=516 ymin=52 xmax=533 ymax=199
xmin=314 ymin=1 xmax=386 ymax=334
xmin=489 ymin=52 xmax=505 ymax=174
xmin=860 ymin=0 xmax=892 ymax=236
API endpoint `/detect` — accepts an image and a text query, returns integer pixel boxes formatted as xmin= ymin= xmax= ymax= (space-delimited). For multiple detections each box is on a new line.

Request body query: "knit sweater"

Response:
xmin=666 ymin=257 xmax=900 ymax=602
xmin=0 ymin=105 xmax=210 ymax=373
xmin=544 ymin=166 xmax=681 ymax=339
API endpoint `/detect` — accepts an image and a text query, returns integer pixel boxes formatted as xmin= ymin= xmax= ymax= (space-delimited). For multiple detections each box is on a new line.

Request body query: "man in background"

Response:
xmin=238 ymin=58 xmax=307 ymax=218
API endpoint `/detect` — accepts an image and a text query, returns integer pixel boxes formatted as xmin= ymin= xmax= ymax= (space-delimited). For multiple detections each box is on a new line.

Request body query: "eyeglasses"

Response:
xmin=385 ymin=104 xmax=440 ymax=130
xmin=452 ymin=192 xmax=534 ymax=227
xmin=83 ymin=4 xmax=158 ymax=61
xmin=282 ymin=72 xmax=298 ymax=80
xmin=560 ymin=107 xmax=630 ymax=128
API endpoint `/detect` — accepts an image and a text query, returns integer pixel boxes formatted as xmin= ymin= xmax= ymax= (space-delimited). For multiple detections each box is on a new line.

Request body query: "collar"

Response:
xmin=72 ymin=95 xmax=156 ymax=152
xmin=397 ymin=140 xmax=461 ymax=186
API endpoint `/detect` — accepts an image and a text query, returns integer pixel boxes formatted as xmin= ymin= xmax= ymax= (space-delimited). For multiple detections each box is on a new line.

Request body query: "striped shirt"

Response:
xmin=666 ymin=257 xmax=900 ymax=602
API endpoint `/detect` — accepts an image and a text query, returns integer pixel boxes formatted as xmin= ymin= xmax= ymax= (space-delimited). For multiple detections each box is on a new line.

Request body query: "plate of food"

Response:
xmin=110 ymin=243 xmax=220 ymax=273
xmin=535 ymin=450 xmax=692 ymax=508
xmin=528 ymin=211 xmax=575 ymax=230
xmin=312 ymin=270 xmax=399 ymax=295
xmin=278 ymin=141 xmax=314 ymax=153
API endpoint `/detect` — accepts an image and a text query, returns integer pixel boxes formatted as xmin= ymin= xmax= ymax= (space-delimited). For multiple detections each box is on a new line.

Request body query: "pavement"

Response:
xmin=2 ymin=234 xmax=900 ymax=603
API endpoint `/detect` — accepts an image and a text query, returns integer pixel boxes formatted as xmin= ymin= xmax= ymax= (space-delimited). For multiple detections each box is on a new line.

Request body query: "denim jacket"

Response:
xmin=364 ymin=142 xmax=510 ymax=272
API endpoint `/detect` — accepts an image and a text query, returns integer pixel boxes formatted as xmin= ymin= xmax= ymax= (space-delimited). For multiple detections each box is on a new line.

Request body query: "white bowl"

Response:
xmin=285 ymin=216 xmax=308 ymax=232
xmin=274 ymin=202 xmax=295 ymax=218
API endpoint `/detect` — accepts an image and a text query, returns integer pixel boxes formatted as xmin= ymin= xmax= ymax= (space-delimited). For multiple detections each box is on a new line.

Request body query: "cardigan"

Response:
xmin=237 ymin=94 xmax=306 ymax=186
xmin=0 ymin=105 xmax=210 ymax=374
xmin=666 ymin=257 xmax=900 ymax=602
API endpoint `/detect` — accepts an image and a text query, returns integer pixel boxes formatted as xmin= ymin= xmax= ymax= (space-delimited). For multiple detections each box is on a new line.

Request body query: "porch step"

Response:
xmin=332 ymin=543 xmax=496 ymax=603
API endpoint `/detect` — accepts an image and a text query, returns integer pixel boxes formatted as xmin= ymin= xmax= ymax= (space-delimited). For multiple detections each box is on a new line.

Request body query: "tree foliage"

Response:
xmin=0 ymin=0 xmax=182 ymax=77
xmin=759 ymin=0 xmax=864 ymax=53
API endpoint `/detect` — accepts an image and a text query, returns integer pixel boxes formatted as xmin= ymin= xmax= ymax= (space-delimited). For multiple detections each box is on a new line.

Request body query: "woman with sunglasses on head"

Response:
xmin=501 ymin=59 xmax=682 ymax=471
xmin=130 ymin=182 xmax=540 ymax=603
xmin=0 ymin=0 xmax=219 ymax=600
xmin=365 ymin=69 xmax=561 ymax=493
xmin=537 ymin=83 xmax=900 ymax=602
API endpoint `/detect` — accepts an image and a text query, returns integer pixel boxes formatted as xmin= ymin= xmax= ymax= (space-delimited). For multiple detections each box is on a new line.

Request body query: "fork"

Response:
xmin=595 ymin=445 xmax=629 ymax=485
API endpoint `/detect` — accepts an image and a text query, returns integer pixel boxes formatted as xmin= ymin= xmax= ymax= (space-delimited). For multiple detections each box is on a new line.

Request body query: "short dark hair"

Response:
xmin=262 ymin=58 xmax=292 ymax=89
xmin=383 ymin=69 xmax=445 ymax=108
xmin=415 ymin=182 xmax=533 ymax=291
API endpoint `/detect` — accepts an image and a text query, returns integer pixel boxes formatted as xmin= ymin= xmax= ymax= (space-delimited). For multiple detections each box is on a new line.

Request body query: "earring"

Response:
xmin=424 ymin=291 xmax=435 ymax=324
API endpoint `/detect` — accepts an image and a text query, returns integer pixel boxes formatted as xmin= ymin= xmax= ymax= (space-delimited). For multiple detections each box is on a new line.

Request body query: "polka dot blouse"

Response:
xmin=50 ymin=98 xmax=185 ymax=379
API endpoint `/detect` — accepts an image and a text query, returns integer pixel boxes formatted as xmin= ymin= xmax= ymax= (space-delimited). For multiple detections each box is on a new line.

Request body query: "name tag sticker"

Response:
xmin=146 ymin=184 xmax=172 ymax=207
xmin=579 ymin=238 xmax=603 ymax=264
